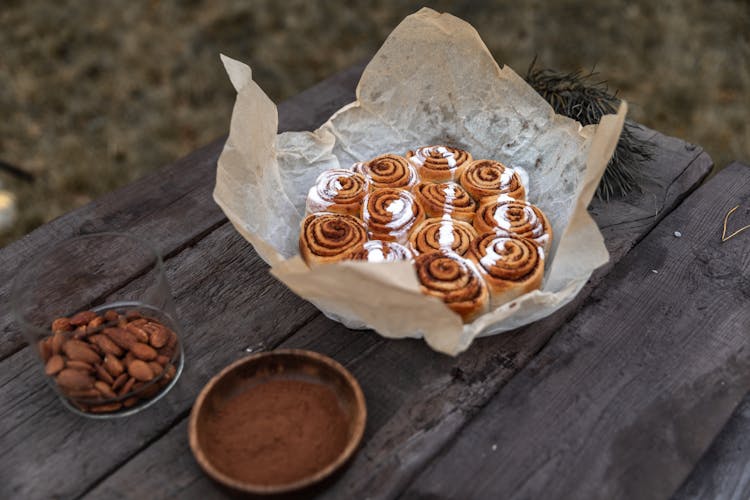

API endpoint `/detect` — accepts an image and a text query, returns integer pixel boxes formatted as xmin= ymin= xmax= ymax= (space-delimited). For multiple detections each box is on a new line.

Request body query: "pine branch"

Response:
xmin=525 ymin=60 xmax=653 ymax=201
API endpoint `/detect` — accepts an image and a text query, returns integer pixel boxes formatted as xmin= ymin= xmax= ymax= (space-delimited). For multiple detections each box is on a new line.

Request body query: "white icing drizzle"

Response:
xmin=410 ymin=146 xmax=459 ymax=169
xmin=442 ymin=183 xmax=456 ymax=215
xmin=479 ymin=236 xmax=512 ymax=269
xmin=386 ymin=198 xmax=405 ymax=214
xmin=364 ymin=243 xmax=386 ymax=262
xmin=499 ymin=168 xmax=514 ymax=186
xmin=438 ymin=217 xmax=456 ymax=247
xmin=306 ymin=169 xmax=364 ymax=214
xmin=356 ymin=240 xmax=411 ymax=262
xmin=364 ymin=190 xmax=419 ymax=242
xmin=385 ymin=196 xmax=413 ymax=230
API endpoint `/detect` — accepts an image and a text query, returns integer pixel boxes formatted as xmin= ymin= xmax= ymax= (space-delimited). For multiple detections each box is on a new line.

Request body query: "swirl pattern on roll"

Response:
xmin=473 ymin=198 xmax=552 ymax=254
xmin=412 ymin=182 xmax=476 ymax=222
xmin=346 ymin=240 xmax=414 ymax=263
xmin=414 ymin=250 xmax=489 ymax=322
xmin=353 ymin=154 xmax=418 ymax=190
xmin=468 ymin=232 xmax=544 ymax=306
xmin=362 ymin=188 xmax=425 ymax=243
xmin=459 ymin=159 xmax=526 ymax=201
xmin=409 ymin=218 xmax=478 ymax=257
xmin=299 ymin=213 xmax=367 ymax=265
xmin=407 ymin=145 xmax=473 ymax=182
xmin=306 ymin=169 xmax=369 ymax=216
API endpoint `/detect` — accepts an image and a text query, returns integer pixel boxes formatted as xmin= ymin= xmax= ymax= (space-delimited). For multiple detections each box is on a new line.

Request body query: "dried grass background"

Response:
xmin=1 ymin=0 xmax=748 ymax=246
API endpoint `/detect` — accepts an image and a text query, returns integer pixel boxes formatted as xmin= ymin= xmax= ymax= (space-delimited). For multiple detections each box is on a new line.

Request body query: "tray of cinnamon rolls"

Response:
xmin=299 ymin=145 xmax=552 ymax=323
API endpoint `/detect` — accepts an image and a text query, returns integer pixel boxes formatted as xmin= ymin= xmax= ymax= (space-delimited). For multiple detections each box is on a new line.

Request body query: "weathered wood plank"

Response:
xmin=0 ymin=226 xmax=319 ymax=499
xmin=0 ymin=63 xmax=368 ymax=499
xmin=671 ymin=163 xmax=750 ymax=500
xmin=404 ymin=162 xmax=750 ymax=500
xmin=672 ymin=395 xmax=750 ymax=500
xmin=0 ymin=61 xmax=365 ymax=360
xmin=80 ymin=130 xmax=713 ymax=499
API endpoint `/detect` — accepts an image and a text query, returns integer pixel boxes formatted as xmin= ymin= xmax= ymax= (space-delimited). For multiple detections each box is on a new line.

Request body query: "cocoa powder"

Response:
xmin=202 ymin=378 xmax=349 ymax=486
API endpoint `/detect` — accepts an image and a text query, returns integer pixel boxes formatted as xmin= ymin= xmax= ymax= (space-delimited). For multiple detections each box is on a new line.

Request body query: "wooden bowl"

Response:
xmin=188 ymin=349 xmax=366 ymax=495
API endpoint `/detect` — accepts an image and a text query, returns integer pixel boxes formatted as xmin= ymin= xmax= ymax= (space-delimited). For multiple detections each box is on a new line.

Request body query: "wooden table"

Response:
xmin=1 ymin=62 xmax=749 ymax=500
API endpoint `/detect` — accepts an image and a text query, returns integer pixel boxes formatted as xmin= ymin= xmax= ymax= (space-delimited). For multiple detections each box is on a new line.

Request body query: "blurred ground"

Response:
xmin=0 ymin=0 xmax=748 ymax=246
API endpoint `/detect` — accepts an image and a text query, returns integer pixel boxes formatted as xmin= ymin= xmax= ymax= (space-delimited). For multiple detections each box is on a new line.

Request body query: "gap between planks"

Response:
xmin=78 ymin=141 xmax=713 ymax=499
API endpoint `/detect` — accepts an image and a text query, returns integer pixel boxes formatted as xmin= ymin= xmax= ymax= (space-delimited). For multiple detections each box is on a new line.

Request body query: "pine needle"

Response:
xmin=525 ymin=59 xmax=653 ymax=201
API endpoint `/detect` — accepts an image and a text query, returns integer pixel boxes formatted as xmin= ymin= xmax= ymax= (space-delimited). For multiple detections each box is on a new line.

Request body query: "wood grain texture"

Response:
xmin=0 ymin=63 xmax=366 ymax=499
xmin=671 ymin=163 xmax=750 ymax=500
xmin=405 ymin=162 xmax=750 ymax=500
xmin=80 ymin=131 xmax=712 ymax=500
xmin=0 ymin=61 xmax=365 ymax=361
xmin=0 ymin=226 xmax=319 ymax=499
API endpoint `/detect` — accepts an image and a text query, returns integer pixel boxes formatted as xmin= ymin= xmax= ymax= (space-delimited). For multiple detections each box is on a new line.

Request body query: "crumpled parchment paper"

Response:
xmin=214 ymin=8 xmax=626 ymax=355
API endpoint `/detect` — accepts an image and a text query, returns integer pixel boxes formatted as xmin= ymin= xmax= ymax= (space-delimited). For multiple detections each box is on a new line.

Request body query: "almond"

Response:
xmin=56 ymin=369 xmax=94 ymax=391
xmin=51 ymin=317 xmax=72 ymax=332
xmin=65 ymin=388 xmax=101 ymax=400
xmin=148 ymin=361 xmax=163 ymax=377
xmin=51 ymin=331 xmax=66 ymax=354
xmin=66 ymin=360 xmax=94 ymax=372
xmin=124 ymin=351 xmax=136 ymax=368
xmin=87 ymin=316 xmax=104 ymax=331
xmin=103 ymin=327 xmax=136 ymax=350
xmin=94 ymin=381 xmax=117 ymax=399
xmin=156 ymin=355 xmax=170 ymax=365
xmin=95 ymin=364 xmax=114 ymax=385
xmin=38 ymin=338 xmax=52 ymax=363
xmin=45 ymin=355 xmax=65 ymax=376
xmin=122 ymin=397 xmax=139 ymax=408
xmin=89 ymin=334 xmax=124 ymax=357
xmin=166 ymin=329 xmax=177 ymax=349
xmin=118 ymin=376 xmax=136 ymax=397
xmin=164 ymin=364 xmax=176 ymax=381
xmin=128 ymin=360 xmax=154 ymax=382
xmin=158 ymin=345 xmax=175 ymax=360
xmin=73 ymin=325 xmax=88 ymax=340
xmin=69 ymin=310 xmax=97 ymax=326
xmin=111 ymin=372 xmax=128 ymax=391
xmin=125 ymin=323 xmax=149 ymax=343
xmin=139 ymin=382 xmax=161 ymax=399
xmin=103 ymin=355 xmax=125 ymax=378
xmin=148 ymin=326 xmax=170 ymax=349
xmin=62 ymin=339 xmax=101 ymax=364
xmin=89 ymin=402 xmax=123 ymax=413
xmin=131 ymin=342 xmax=157 ymax=361
xmin=104 ymin=310 xmax=119 ymax=322
xmin=126 ymin=310 xmax=143 ymax=320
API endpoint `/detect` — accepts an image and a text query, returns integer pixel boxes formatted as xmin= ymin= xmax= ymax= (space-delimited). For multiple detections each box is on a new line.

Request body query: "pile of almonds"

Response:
xmin=38 ymin=309 xmax=179 ymax=414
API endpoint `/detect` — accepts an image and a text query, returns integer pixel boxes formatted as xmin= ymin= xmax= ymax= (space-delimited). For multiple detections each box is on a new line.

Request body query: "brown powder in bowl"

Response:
xmin=201 ymin=378 xmax=350 ymax=486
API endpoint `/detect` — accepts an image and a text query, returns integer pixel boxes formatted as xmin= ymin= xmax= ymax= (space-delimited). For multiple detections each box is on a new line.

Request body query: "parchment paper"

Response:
xmin=214 ymin=8 xmax=626 ymax=355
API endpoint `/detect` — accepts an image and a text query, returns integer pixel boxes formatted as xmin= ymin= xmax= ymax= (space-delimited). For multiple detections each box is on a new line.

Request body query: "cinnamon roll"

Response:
xmin=353 ymin=154 xmax=418 ymax=190
xmin=362 ymin=188 xmax=425 ymax=243
xmin=468 ymin=232 xmax=544 ymax=307
xmin=306 ymin=169 xmax=368 ymax=216
xmin=346 ymin=240 xmax=414 ymax=263
xmin=473 ymin=198 xmax=552 ymax=254
xmin=409 ymin=218 xmax=478 ymax=257
xmin=459 ymin=159 xmax=526 ymax=202
xmin=299 ymin=213 xmax=367 ymax=265
xmin=414 ymin=250 xmax=489 ymax=323
xmin=412 ymin=182 xmax=476 ymax=222
xmin=407 ymin=145 xmax=472 ymax=183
